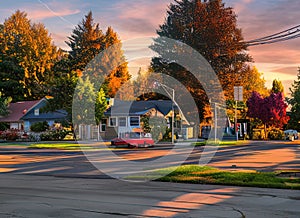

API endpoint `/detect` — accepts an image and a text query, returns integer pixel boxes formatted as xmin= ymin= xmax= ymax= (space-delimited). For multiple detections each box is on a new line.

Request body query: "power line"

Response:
xmin=245 ymin=24 xmax=300 ymax=47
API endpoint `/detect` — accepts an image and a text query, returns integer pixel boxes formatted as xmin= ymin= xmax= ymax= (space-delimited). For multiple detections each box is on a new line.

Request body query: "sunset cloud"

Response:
xmin=104 ymin=0 xmax=170 ymax=39
xmin=0 ymin=0 xmax=299 ymax=91
xmin=27 ymin=8 xmax=80 ymax=20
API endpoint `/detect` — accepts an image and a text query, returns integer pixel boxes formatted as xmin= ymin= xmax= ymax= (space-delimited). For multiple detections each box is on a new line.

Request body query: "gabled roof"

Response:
xmin=22 ymin=109 xmax=67 ymax=120
xmin=21 ymin=99 xmax=67 ymax=121
xmin=0 ymin=100 xmax=40 ymax=123
xmin=104 ymin=100 xmax=176 ymax=116
xmin=0 ymin=98 xmax=68 ymax=123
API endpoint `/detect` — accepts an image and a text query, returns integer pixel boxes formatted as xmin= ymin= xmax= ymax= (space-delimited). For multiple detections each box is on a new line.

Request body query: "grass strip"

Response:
xmin=128 ymin=165 xmax=300 ymax=189
xmin=193 ymin=140 xmax=245 ymax=147
xmin=28 ymin=143 xmax=93 ymax=150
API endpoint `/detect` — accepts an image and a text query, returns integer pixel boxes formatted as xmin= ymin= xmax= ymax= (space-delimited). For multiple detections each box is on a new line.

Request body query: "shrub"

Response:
xmin=268 ymin=129 xmax=284 ymax=140
xmin=0 ymin=123 xmax=9 ymax=131
xmin=0 ymin=130 xmax=20 ymax=141
xmin=6 ymin=131 xmax=19 ymax=140
xmin=251 ymin=129 xmax=266 ymax=140
xmin=40 ymin=129 xmax=71 ymax=141
xmin=30 ymin=121 xmax=49 ymax=132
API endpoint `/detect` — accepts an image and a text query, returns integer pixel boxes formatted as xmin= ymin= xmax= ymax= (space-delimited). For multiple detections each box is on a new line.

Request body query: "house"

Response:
xmin=78 ymin=99 xmax=195 ymax=141
xmin=0 ymin=98 xmax=68 ymax=131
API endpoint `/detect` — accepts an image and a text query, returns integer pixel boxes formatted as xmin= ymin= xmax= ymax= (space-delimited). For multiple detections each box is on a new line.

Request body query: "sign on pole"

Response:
xmin=234 ymin=86 xmax=243 ymax=101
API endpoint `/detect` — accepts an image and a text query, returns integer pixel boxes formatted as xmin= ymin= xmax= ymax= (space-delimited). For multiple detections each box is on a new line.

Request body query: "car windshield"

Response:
xmin=119 ymin=132 xmax=152 ymax=139
xmin=129 ymin=132 xmax=140 ymax=138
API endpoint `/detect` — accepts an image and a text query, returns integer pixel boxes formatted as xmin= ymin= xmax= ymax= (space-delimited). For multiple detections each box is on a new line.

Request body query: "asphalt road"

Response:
xmin=0 ymin=140 xmax=300 ymax=217
xmin=0 ymin=140 xmax=299 ymax=178
xmin=0 ymin=174 xmax=300 ymax=218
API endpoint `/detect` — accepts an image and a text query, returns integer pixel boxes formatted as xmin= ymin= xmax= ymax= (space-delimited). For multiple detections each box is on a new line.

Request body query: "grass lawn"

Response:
xmin=28 ymin=142 xmax=93 ymax=150
xmin=127 ymin=165 xmax=300 ymax=190
xmin=193 ymin=140 xmax=246 ymax=147
xmin=0 ymin=142 xmax=29 ymax=146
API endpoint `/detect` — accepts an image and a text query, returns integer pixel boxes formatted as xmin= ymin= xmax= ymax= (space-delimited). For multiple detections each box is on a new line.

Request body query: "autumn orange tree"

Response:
xmin=0 ymin=10 xmax=59 ymax=101
xmin=151 ymin=0 xmax=266 ymax=121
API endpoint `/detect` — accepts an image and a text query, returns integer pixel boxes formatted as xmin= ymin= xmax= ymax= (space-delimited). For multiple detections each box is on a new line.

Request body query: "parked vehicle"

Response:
xmin=284 ymin=129 xmax=298 ymax=141
xmin=111 ymin=132 xmax=154 ymax=148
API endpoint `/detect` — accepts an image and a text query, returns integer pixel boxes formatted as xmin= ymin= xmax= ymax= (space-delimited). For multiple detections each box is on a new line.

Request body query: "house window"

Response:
xmin=130 ymin=117 xmax=139 ymax=126
xmin=34 ymin=109 xmax=39 ymax=116
xmin=109 ymin=117 xmax=117 ymax=127
xmin=118 ymin=117 xmax=127 ymax=127
xmin=100 ymin=119 xmax=107 ymax=132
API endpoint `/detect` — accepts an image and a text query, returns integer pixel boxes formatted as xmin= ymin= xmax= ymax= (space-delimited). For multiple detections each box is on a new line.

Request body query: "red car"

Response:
xmin=111 ymin=132 xmax=154 ymax=148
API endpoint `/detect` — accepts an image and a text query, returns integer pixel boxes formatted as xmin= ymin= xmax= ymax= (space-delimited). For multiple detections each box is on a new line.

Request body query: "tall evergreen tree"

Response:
xmin=287 ymin=68 xmax=300 ymax=131
xmin=48 ymin=12 xmax=130 ymax=126
xmin=65 ymin=12 xmax=130 ymax=97
xmin=66 ymin=11 xmax=104 ymax=72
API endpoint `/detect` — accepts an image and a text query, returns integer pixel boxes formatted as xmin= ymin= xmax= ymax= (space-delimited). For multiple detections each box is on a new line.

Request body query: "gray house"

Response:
xmin=98 ymin=99 xmax=194 ymax=140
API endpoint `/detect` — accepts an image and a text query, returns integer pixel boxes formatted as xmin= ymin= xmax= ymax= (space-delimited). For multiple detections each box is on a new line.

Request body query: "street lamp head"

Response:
xmin=153 ymin=81 xmax=161 ymax=89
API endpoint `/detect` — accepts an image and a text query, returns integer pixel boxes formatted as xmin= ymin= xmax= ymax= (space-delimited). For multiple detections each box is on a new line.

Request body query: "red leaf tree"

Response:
xmin=247 ymin=91 xmax=289 ymax=138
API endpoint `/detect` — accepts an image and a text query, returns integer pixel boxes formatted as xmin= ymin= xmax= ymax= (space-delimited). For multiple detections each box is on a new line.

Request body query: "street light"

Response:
xmin=154 ymin=81 xmax=175 ymax=144
xmin=210 ymin=101 xmax=227 ymax=143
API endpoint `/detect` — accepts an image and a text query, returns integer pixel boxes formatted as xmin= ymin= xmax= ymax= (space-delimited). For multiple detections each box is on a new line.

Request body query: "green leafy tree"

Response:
xmin=287 ymin=68 xmax=300 ymax=131
xmin=0 ymin=93 xmax=11 ymax=117
xmin=0 ymin=57 xmax=25 ymax=102
xmin=72 ymin=76 xmax=96 ymax=125
xmin=95 ymin=88 xmax=107 ymax=125
xmin=0 ymin=10 xmax=58 ymax=100
xmin=45 ymin=68 xmax=79 ymax=117
xmin=151 ymin=0 xmax=252 ymax=120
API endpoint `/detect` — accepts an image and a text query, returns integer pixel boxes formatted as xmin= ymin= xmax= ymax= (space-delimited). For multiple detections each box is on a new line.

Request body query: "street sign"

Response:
xmin=234 ymin=86 xmax=243 ymax=101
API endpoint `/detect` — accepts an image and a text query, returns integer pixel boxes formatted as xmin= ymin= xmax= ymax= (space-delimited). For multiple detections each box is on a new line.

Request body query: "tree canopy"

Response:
xmin=0 ymin=10 xmax=58 ymax=101
xmin=47 ymin=11 xmax=130 ymax=121
xmin=271 ymin=79 xmax=284 ymax=94
xmin=247 ymin=91 xmax=289 ymax=137
xmin=0 ymin=93 xmax=11 ymax=117
xmin=151 ymin=0 xmax=255 ymax=120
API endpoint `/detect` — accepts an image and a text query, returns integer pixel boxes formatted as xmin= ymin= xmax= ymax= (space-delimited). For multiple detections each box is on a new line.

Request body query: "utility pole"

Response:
xmin=234 ymin=86 xmax=243 ymax=141
xmin=154 ymin=81 xmax=175 ymax=144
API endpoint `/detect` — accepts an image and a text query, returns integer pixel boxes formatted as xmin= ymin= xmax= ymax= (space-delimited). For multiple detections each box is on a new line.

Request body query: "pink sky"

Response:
xmin=0 ymin=0 xmax=299 ymax=93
